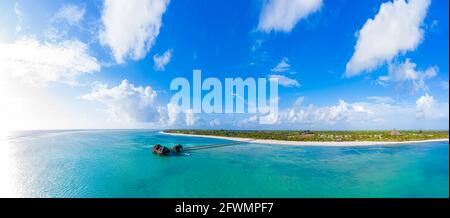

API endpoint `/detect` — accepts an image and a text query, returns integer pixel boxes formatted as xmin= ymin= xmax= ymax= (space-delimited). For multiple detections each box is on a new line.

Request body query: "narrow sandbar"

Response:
xmin=161 ymin=131 xmax=449 ymax=147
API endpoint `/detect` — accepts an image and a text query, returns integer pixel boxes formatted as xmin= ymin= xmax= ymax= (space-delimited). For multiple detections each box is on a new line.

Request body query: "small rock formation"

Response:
xmin=172 ymin=144 xmax=183 ymax=153
xmin=160 ymin=146 xmax=170 ymax=155
xmin=152 ymin=144 xmax=170 ymax=156
xmin=152 ymin=144 xmax=162 ymax=153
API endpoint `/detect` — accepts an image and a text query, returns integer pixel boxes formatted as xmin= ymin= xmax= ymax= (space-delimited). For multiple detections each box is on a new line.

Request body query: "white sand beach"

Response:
xmin=161 ymin=131 xmax=449 ymax=147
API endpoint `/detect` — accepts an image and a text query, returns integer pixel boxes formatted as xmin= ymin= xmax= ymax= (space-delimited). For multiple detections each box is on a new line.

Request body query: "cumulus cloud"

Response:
xmin=233 ymin=100 xmax=376 ymax=127
xmin=269 ymin=74 xmax=300 ymax=87
xmin=53 ymin=4 xmax=86 ymax=25
xmin=99 ymin=0 xmax=170 ymax=64
xmin=0 ymin=37 xmax=100 ymax=86
xmin=378 ymin=58 xmax=437 ymax=93
xmin=165 ymin=103 xmax=199 ymax=126
xmin=346 ymin=0 xmax=431 ymax=76
xmin=185 ymin=109 xmax=198 ymax=126
xmin=386 ymin=59 xmax=436 ymax=81
xmin=231 ymin=95 xmax=447 ymax=129
xmin=166 ymin=102 xmax=180 ymax=126
xmin=277 ymin=99 xmax=438 ymax=129
xmin=312 ymin=100 xmax=371 ymax=125
xmin=81 ymin=79 xmax=159 ymax=123
xmin=271 ymin=57 xmax=290 ymax=72
xmin=414 ymin=93 xmax=449 ymax=121
xmin=239 ymin=115 xmax=259 ymax=125
xmin=415 ymin=93 xmax=434 ymax=119
xmin=258 ymin=0 xmax=323 ymax=32
xmin=153 ymin=49 xmax=172 ymax=71
xmin=163 ymin=94 xmax=448 ymax=129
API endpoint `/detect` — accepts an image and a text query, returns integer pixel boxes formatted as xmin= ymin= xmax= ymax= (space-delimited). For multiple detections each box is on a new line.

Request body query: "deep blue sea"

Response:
xmin=0 ymin=130 xmax=448 ymax=197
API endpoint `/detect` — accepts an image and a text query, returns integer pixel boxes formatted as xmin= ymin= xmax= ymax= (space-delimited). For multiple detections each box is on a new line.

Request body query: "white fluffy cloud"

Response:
xmin=165 ymin=103 xmax=199 ymax=126
xmin=384 ymin=59 xmax=436 ymax=81
xmin=160 ymin=94 xmax=448 ymax=129
xmin=269 ymin=74 xmax=300 ymax=87
xmin=294 ymin=99 xmax=375 ymax=125
xmin=276 ymin=97 xmax=447 ymax=129
xmin=239 ymin=115 xmax=259 ymax=125
xmin=378 ymin=59 xmax=437 ymax=93
xmin=166 ymin=102 xmax=180 ymax=126
xmin=81 ymin=79 xmax=159 ymax=123
xmin=228 ymin=100 xmax=373 ymax=127
xmin=346 ymin=0 xmax=431 ymax=76
xmin=153 ymin=49 xmax=172 ymax=71
xmin=54 ymin=4 xmax=86 ymax=25
xmin=271 ymin=57 xmax=290 ymax=72
xmin=228 ymin=94 xmax=447 ymax=130
xmin=416 ymin=93 xmax=435 ymax=119
xmin=0 ymin=37 xmax=100 ymax=86
xmin=185 ymin=109 xmax=198 ymax=126
xmin=99 ymin=0 xmax=170 ymax=63
xmin=258 ymin=0 xmax=323 ymax=32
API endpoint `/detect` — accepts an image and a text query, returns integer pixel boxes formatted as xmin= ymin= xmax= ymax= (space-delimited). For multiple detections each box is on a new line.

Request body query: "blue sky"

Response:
xmin=0 ymin=0 xmax=448 ymax=130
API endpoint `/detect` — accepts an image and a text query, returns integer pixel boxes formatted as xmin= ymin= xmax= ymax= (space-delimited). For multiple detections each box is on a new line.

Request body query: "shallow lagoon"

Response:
xmin=1 ymin=130 xmax=448 ymax=197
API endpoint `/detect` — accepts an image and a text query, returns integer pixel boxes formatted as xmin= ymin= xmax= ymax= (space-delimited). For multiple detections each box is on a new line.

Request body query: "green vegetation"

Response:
xmin=164 ymin=129 xmax=449 ymax=142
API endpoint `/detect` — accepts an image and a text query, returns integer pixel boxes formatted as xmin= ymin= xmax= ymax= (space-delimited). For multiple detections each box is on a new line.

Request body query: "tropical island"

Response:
xmin=163 ymin=129 xmax=449 ymax=146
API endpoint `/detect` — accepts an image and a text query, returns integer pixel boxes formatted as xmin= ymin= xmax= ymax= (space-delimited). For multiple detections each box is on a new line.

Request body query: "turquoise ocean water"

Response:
xmin=1 ymin=130 xmax=448 ymax=198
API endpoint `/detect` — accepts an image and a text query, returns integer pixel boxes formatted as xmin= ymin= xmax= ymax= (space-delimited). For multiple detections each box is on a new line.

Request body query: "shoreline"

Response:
xmin=160 ymin=131 xmax=449 ymax=147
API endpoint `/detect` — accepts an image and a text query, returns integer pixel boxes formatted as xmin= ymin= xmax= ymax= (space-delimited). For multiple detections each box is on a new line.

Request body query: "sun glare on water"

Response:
xmin=0 ymin=132 xmax=20 ymax=197
xmin=0 ymin=79 xmax=21 ymax=197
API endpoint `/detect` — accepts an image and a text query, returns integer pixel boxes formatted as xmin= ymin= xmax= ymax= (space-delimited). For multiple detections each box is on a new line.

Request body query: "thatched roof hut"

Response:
xmin=390 ymin=129 xmax=401 ymax=136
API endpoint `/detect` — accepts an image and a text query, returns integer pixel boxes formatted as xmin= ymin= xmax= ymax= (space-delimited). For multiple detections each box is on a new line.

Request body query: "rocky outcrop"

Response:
xmin=172 ymin=144 xmax=183 ymax=153
xmin=152 ymin=144 xmax=171 ymax=156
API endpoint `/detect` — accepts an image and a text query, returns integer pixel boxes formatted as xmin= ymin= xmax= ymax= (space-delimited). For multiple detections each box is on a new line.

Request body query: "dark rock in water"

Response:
xmin=152 ymin=144 xmax=170 ymax=156
xmin=152 ymin=144 xmax=162 ymax=153
xmin=172 ymin=144 xmax=183 ymax=153
xmin=159 ymin=146 xmax=170 ymax=155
